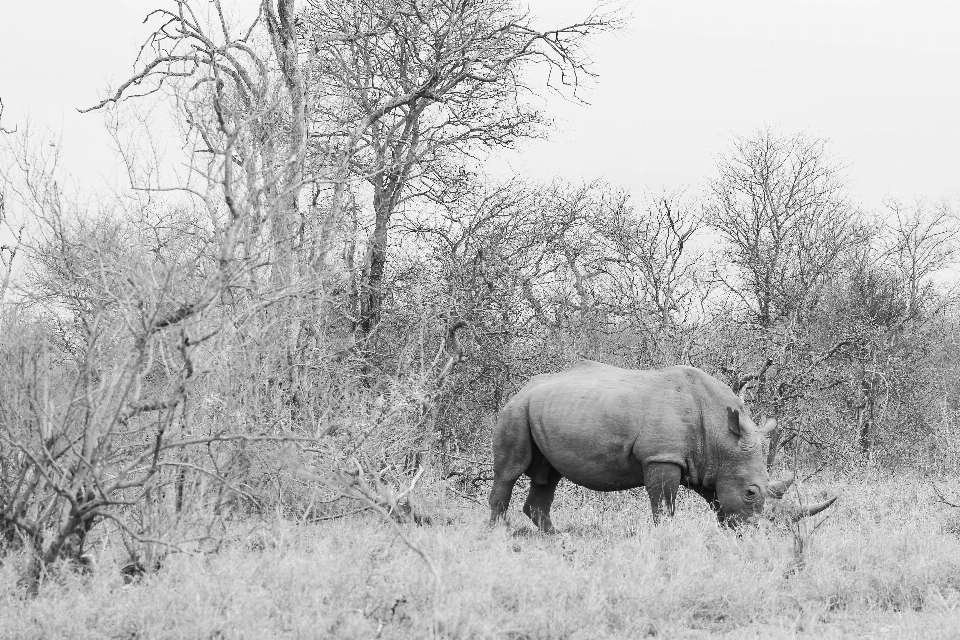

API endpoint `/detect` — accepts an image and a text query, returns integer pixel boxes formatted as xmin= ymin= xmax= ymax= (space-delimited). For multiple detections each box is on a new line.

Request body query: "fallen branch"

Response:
xmin=307 ymin=506 xmax=374 ymax=522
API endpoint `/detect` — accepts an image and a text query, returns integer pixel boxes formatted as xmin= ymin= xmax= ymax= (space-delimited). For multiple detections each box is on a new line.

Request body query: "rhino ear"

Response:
xmin=727 ymin=407 xmax=742 ymax=437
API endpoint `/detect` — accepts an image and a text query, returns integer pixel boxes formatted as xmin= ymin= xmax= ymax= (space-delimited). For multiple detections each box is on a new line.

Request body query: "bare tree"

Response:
xmin=84 ymin=0 xmax=616 ymax=369
xmin=83 ymin=0 xmax=322 ymax=287
xmin=300 ymin=0 xmax=616 ymax=335
xmin=0 ymin=1 xmax=336 ymax=585
xmin=0 ymin=128 xmax=211 ymax=585
xmin=0 ymin=191 xmax=23 ymax=303
xmin=883 ymin=196 xmax=959 ymax=317
xmin=840 ymin=198 xmax=959 ymax=458
xmin=709 ymin=128 xmax=863 ymax=327
xmin=592 ymin=191 xmax=706 ymax=361
xmin=4 ymin=1 xmax=525 ymax=588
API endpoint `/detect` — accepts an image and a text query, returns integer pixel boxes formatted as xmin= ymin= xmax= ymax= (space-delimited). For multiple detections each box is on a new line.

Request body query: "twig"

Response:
xmin=801 ymin=461 xmax=831 ymax=484
xmin=308 ymin=506 xmax=374 ymax=522
xmin=931 ymin=482 xmax=960 ymax=508
xmin=396 ymin=466 xmax=424 ymax=502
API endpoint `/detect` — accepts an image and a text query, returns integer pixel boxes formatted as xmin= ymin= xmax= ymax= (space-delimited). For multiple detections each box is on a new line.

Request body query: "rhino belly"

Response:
xmin=530 ymin=421 xmax=646 ymax=491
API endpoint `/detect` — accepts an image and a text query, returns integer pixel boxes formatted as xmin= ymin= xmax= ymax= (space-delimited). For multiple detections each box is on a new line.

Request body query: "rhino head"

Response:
xmin=710 ymin=409 xmax=835 ymax=527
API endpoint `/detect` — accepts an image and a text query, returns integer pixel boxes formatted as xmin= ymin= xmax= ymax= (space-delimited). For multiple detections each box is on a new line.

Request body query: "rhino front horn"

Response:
xmin=767 ymin=471 xmax=796 ymax=499
xmin=792 ymin=496 xmax=838 ymax=522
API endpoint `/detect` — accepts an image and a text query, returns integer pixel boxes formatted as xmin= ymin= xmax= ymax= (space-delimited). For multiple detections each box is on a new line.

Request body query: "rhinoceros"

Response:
xmin=489 ymin=361 xmax=835 ymax=531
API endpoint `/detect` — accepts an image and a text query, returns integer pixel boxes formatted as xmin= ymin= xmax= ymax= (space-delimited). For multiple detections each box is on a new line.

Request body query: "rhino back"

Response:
xmin=521 ymin=362 xmax=712 ymax=491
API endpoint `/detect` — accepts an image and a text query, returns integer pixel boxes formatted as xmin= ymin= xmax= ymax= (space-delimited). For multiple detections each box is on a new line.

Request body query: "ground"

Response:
xmin=3 ymin=475 xmax=960 ymax=639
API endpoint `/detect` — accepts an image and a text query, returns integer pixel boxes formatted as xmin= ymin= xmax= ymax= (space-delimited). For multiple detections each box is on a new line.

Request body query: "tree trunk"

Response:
xmin=359 ymin=162 xmax=408 ymax=335
xmin=857 ymin=372 xmax=875 ymax=458
xmin=263 ymin=0 xmax=307 ymax=286
xmin=359 ymin=195 xmax=392 ymax=335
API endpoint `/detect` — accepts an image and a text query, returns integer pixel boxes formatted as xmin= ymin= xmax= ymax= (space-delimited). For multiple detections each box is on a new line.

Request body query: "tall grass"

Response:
xmin=3 ymin=477 xmax=960 ymax=639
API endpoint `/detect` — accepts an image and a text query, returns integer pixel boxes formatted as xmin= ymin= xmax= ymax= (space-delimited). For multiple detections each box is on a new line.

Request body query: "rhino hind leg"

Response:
xmin=488 ymin=408 xmax=534 ymax=526
xmin=489 ymin=474 xmax=521 ymax=526
xmin=522 ymin=461 xmax=562 ymax=534
xmin=643 ymin=462 xmax=682 ymax=524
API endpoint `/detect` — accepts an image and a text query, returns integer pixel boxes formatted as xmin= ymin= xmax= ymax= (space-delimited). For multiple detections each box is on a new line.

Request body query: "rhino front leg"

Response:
xmin=643 ymin=462 xmax=681 ymax=524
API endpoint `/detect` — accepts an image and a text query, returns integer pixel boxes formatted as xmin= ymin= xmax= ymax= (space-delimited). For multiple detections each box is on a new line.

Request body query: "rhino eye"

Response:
xmin=744 ymin=487 xmax=759 ymax=501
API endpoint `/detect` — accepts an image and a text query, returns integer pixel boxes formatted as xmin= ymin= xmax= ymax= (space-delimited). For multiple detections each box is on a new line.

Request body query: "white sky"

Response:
xmin=1 ymin=0 xmax=959 ymax=212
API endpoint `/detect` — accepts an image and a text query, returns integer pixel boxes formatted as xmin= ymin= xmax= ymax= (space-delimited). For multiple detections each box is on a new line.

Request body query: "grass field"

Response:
xmin=3 ymin=475 xmax=960 ymax=639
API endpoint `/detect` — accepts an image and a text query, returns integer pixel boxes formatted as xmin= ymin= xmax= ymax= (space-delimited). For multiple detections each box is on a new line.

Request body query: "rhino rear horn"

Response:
xmin=767 ymin=471 xmax=796 ymax=499
xmin=792 ymin=496 xmax=837 ymax=522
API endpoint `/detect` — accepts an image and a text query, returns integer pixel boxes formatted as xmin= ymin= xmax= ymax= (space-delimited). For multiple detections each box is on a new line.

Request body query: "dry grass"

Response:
xmin=3 ymin=476 xmax=960 ymax=639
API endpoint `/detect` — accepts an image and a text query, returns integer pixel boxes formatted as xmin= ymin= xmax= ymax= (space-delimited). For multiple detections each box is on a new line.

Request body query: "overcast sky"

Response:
xmin=1 ymin=0 xmax=959 ymax=212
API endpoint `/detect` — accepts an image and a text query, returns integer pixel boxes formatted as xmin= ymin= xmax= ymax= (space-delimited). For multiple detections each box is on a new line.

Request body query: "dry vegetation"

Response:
xmin=3 ymin=477 xmax=960 ymax=639
xmin=3 ymin=1 xmax=960 ymax=638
